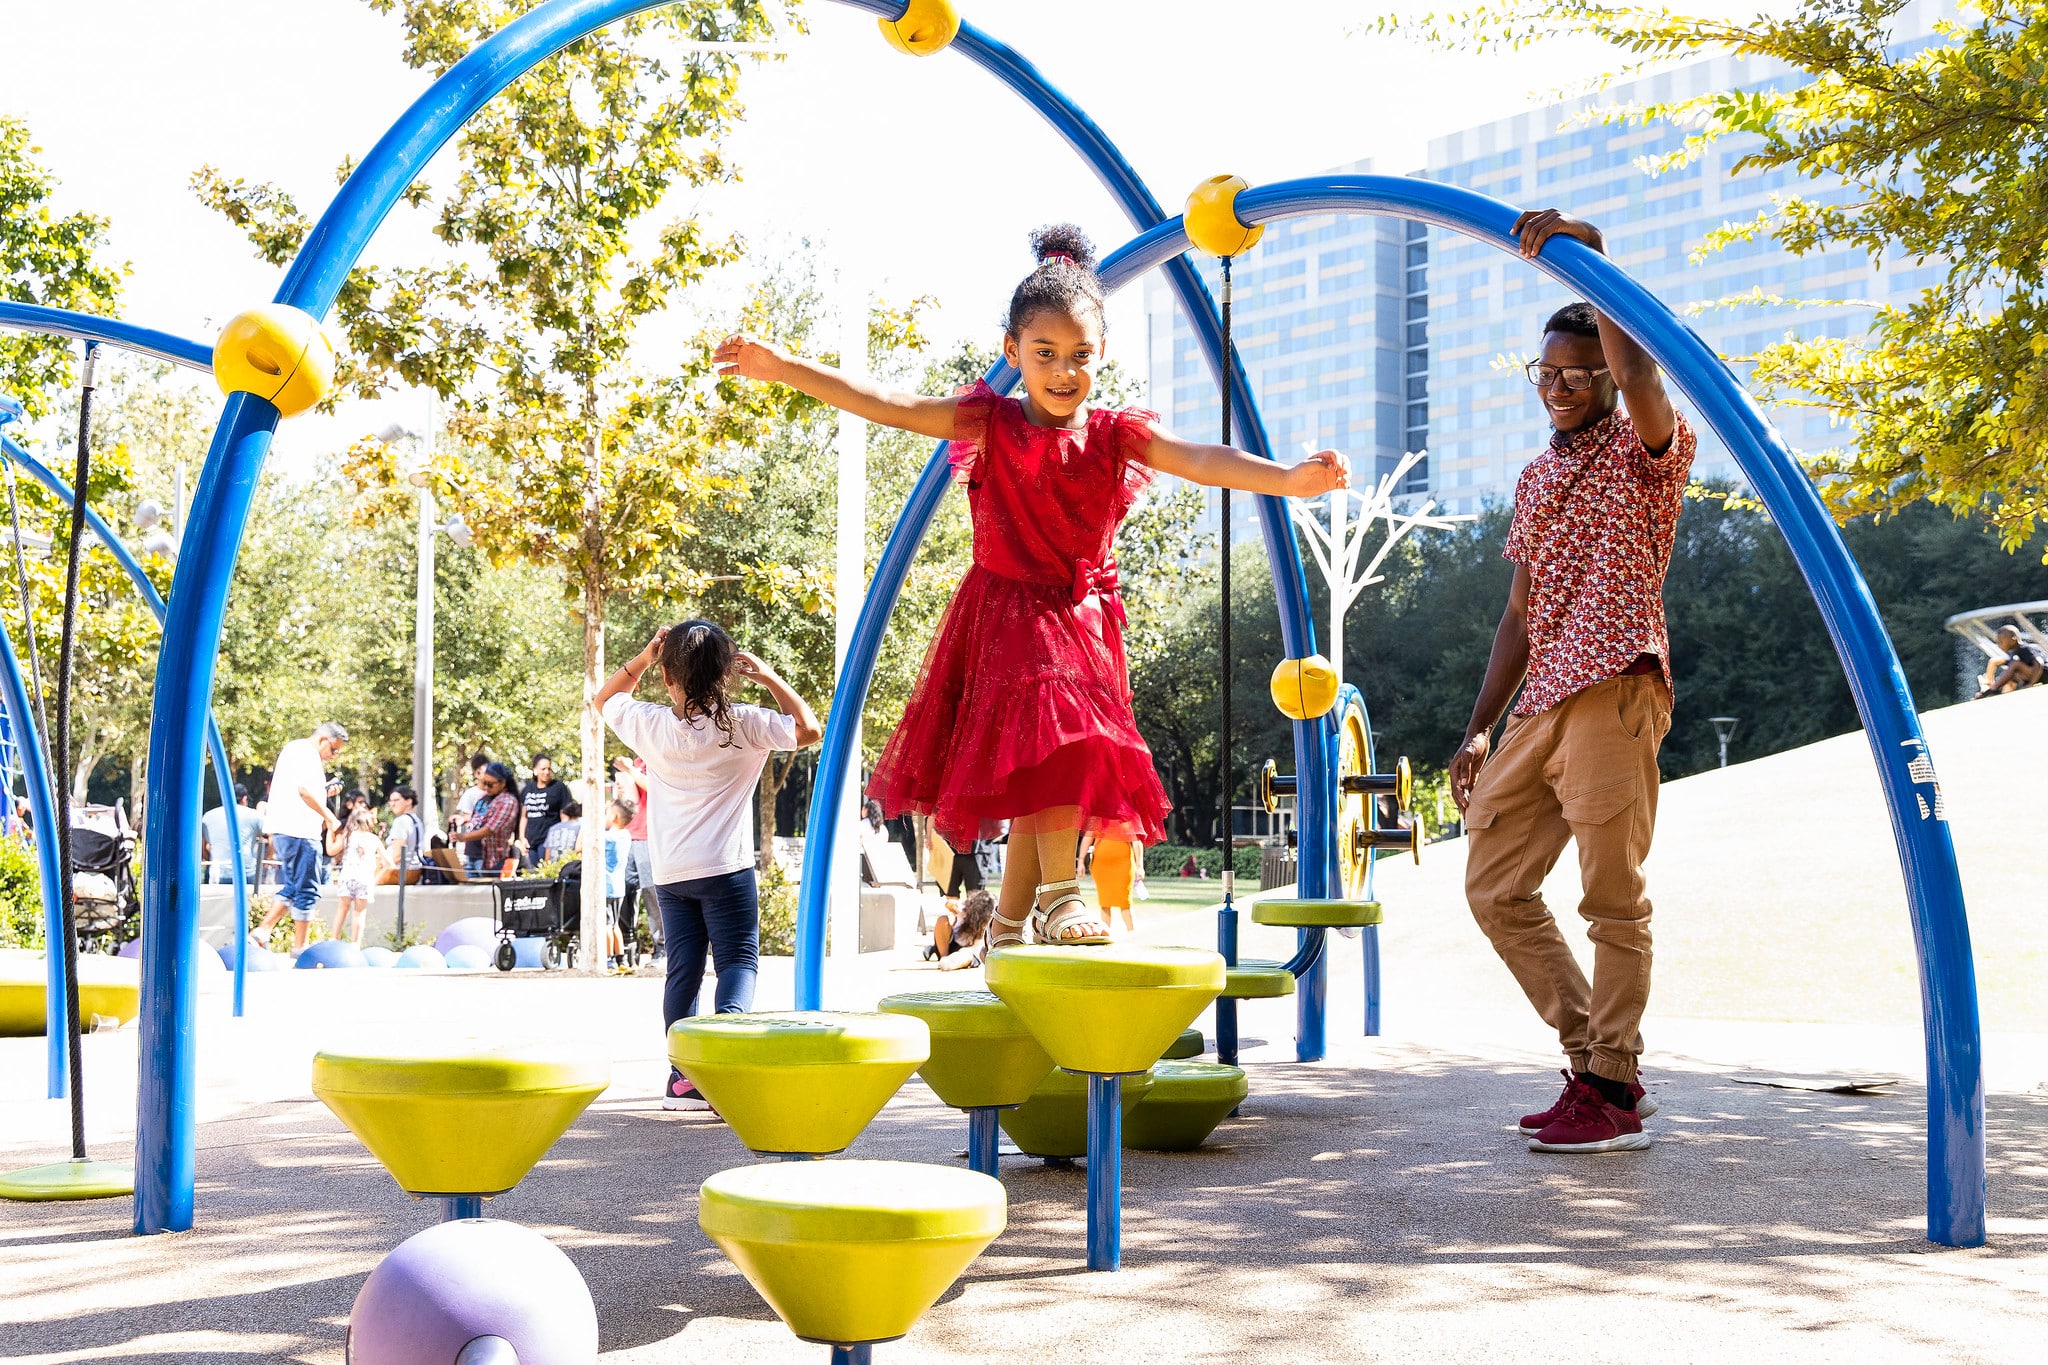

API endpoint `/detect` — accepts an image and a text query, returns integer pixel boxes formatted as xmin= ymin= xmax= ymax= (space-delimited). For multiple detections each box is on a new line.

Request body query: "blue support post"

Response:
xmin=1361 ymin=924 xmax=1382 ymax=1037
xmin=441 ymin=1195 xmax=484 ymax=1221
xmin=0 ymin=618 xmax=68 ymax=1095
xmin=1214 ymin=901 xmax=1239 ymax=1066
xmin=1084 ymin=1072 xmax=1122 ymax=1271
xmin=966 ymin=1107 xmax=1000 ymax=1176
xmin=829 ymin=1345 xmax=873 ymax=1365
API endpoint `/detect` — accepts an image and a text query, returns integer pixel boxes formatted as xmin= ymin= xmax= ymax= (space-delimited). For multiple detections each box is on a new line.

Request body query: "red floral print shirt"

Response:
xmin=1503 ymin=408 xmax=1696 ymax=716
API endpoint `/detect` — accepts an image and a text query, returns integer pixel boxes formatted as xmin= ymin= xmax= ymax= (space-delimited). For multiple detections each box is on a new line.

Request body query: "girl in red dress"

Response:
xmin=715 ymin=225 xmax=1348 ymax=946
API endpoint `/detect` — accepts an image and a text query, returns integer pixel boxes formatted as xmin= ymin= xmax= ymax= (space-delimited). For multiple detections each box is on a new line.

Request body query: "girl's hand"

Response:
xmin=639 ymin=626 xmax=669 ymax=668
xmin=732 ymin=650 xmax=772 ymax=683
xmin=1286 ymin=449 xmax=1351 ymax=497
xmin=713 ymin=334 xmax=786 ymax=383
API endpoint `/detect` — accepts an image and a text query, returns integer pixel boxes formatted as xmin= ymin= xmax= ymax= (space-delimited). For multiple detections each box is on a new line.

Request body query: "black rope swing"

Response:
xmin=54 ymin=342 xmax=100 ymax=1163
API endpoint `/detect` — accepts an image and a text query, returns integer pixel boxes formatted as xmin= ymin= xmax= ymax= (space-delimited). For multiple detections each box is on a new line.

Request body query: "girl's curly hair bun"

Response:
xmin=1008 ymin=223 xmax=1106 ymax=336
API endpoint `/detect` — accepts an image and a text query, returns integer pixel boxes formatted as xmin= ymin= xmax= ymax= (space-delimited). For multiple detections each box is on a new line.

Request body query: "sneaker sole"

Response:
xmin=1516 ymin=1092 xmax=1657 ymax=1136
xmin=662 ymin=1096 xmax=713 ymax=1112
xmin=1528 ymin=1130 xmax=1652 ymax=1154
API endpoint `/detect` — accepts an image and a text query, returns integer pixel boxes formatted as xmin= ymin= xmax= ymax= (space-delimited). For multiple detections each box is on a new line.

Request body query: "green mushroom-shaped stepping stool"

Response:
xmin=985 ymin=945 xmax=1224 ymax=1270
xmin=0 ymin=948 xmax=142 ymax=1037
xmin=668 ymin=1011 xmax=929 ymax=1158
xmin=1124 ymin=1061 xmax=1249 ymax=1152
xmin=877 ymin=991 xmax=1053 ymax=1175
xmin=1162 ymin=1026 xmax=1206 ymax=1060
xmin=999 ymin=1064 xmax=1155 ymax=1161
xmin=700 ymin=1159 xmax=1005 ymax=1364
xmin=312 ymin=1040 xmax=609 ymax=1219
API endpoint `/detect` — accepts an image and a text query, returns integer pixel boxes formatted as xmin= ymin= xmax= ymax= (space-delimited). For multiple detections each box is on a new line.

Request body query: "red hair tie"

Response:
xmin=1040 ymin=252 xmax=1075 ymax=267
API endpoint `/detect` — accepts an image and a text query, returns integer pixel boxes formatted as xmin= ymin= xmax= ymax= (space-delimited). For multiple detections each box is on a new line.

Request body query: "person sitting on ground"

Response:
xmin=927 ymin=888 xmax=994 ymax=970
xmin=331 ymin=807 xmax=383 ymax=948
xmin=445 ymin=761 xmax=519 ymax=877
xmin=597 ymin=620 xmax=821 ymax=1113
xmin=540 ymin=800 xmax=584 ymax=863
xmin=1974 ymin=625 xmax=2046 ymax=698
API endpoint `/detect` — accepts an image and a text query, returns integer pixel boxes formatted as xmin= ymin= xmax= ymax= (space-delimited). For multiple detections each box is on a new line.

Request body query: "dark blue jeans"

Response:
xmin=273 ymin=835 xmax=322 ymax=918
xmin=654 ymin=868 xmax=759 ymax=1030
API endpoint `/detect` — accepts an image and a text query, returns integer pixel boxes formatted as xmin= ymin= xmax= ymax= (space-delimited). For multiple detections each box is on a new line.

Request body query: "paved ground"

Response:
xmin=2 ymin=690 xmax=2044 ymax=1361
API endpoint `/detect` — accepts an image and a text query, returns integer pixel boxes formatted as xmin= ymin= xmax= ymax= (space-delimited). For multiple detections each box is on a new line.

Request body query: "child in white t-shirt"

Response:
xmin=598 ymin=619 xmax=821 ymax=1112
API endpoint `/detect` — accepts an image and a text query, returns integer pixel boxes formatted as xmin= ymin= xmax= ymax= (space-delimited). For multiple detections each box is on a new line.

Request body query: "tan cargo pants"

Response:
xmin=1463 ymin=673 xmax=1671 ymax=1083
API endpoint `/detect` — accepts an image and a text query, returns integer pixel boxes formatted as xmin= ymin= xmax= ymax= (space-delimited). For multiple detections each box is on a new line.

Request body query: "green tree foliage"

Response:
xmin=1148 ymin=496 xmax=2046 ymax=828
xmin=197 ymin=0 xmax=788 ymax=968
xmin=0 ymin=115 xmax=125 ymax=420
xmin=1375 ymin=0 xmax=2048 ymax=551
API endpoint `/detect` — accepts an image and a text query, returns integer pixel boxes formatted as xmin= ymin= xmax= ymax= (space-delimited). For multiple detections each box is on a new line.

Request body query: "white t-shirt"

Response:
xmin=601 ymin=694 xmax=799 ymax=884
xmin=265 ymin=738 xmax=330 ymax=840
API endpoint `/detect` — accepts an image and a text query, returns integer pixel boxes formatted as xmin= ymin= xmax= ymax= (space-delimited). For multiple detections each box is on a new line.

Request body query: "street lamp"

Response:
xmin=381 ymin=420 xmax=468 ymax=834
xmin=1709 ymin=716 xmax=1738 ymax=769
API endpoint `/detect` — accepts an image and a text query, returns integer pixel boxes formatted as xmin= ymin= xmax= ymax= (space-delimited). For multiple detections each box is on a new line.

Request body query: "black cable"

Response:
xmin=1219 ymin=256 xmax=1233 ymax=889
xmin=54 ymin=342 xmax=96 ymax=1159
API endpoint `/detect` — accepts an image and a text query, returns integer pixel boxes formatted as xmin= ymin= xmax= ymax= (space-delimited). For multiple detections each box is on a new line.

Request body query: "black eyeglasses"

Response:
xmin=1525 ymin=362 xmax=1610 ymax=391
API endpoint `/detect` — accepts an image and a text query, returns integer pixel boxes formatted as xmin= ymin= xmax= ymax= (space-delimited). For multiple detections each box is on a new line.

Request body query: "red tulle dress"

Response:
xmin=867 ymin=381 xmax=1173 ymax=849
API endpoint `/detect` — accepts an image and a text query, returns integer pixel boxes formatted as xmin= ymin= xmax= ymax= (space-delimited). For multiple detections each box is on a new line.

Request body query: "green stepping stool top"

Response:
xmin=1220 ymin=960 xmax=1296 ymax=1000
xmin=668 ymin=1011 xmax=929 ymax=1156
xmin=1123 ymin=1062 xmax=1249 ymax=1152
xmin=998 ymin=1066 xmax=1156 ymax=1159
xmin=985 ymin=945 xmax=1225 ymax=1076
xmin=876 ymin=991 xmax=1053 ymax=1111
xmin=1249 ymin=899 xmax=1383 ymax=928
xmin=1161 ymin=1027 xmax=1205 ymax=1060
xmin=0 ymin=949 xmax=141 ymax=1037
xmin=700 ymin=1158 xmax=1005 ymax=1351
xmin=312 ymin=1040 xmax=609 ymax=1198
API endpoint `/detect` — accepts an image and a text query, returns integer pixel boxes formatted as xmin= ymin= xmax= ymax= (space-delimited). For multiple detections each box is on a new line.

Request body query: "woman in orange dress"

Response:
xmin=1082 ymin=833 xmax=1142 ymax=934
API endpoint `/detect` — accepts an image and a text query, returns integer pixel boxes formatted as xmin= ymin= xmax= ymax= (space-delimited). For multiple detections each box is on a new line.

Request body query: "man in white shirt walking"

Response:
xmin=253 ymin=722 xmax=348 ymax=953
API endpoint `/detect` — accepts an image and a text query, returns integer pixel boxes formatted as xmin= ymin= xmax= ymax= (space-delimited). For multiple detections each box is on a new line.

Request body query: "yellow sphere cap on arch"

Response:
xmin=879 ymin=0 xmax=960 ymax=55
xmin=1184 ymin=174 xmax=1265 ymax=259
xmin=1271 ymin=653 xmax=1340 ymax=721
xmin=212 ymin=304 xmax=336 ymax=418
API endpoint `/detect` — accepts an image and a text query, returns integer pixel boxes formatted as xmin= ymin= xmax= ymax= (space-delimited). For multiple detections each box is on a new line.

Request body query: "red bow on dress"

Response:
xmin=1072 ymin=556 xmax=1126 ymax=630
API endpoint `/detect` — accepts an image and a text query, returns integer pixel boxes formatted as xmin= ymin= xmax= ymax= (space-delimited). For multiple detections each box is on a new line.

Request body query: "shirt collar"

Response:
xmin=1550 ymin=406 xmax=1627 ymax=452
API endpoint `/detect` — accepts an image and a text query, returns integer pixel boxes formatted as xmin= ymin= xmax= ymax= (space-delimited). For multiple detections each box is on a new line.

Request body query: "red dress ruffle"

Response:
xmin=866 ymin=382 xmax=1173 ymax=848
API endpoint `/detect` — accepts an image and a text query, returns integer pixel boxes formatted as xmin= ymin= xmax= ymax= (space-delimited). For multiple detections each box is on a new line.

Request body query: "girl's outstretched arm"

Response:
xmin=1140 ymin=425 xmax=1351 ymax=498
xmin=715 ymin=334 xmax=960 ymax=442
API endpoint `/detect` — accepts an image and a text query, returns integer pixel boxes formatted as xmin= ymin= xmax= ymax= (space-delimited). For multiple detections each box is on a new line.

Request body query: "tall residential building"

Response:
xmin=1146 ymin=0 xmax=1949 ymax=519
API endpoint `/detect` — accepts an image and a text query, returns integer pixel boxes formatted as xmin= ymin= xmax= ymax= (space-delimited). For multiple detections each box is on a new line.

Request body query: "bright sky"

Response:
xmin=2 ymin=0 xmax=1636 ymax=472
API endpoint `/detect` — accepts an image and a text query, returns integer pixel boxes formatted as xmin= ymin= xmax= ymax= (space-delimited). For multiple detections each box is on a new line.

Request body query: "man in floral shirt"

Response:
xmin=1449 ymin=208 xmax=1696 ymax=1155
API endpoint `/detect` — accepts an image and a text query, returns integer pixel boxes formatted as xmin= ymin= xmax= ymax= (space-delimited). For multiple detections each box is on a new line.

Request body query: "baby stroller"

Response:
xmin=69 ymin=800 xmax=138 ymax=954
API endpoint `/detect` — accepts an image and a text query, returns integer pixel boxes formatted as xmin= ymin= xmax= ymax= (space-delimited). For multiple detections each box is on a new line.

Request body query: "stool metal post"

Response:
xmin=1362 ymin=923 xmax=1382 ymax=1035
xmin=966 ymin=1106 xmax=1001 ymax=1176
xmin=829 ymin=1345 xmax=873 ymax=1365
xmin=1215 ymin=894 xmax=1239 ymax=1066
xmin=441 ymin=1195 xmax=483 ymax=1221
xmin=1084 ymin=1073 xmax=1122 ymax=1271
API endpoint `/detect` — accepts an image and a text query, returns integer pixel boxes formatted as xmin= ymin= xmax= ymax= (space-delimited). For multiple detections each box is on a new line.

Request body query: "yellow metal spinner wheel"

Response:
xmin=1335 ymin=689 xmax=1373 ymax=901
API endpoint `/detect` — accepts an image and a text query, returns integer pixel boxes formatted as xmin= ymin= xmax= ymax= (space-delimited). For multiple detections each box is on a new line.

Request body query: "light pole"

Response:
xmin=1709 ymin=715 xmax=1738 ymax=769
xmin=382 ymin=421 xmax=471 ymax=835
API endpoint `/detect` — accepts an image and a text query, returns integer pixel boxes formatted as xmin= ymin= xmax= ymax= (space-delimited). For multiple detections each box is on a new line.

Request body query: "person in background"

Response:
xmin=614 ymin=755 xmax=656 ymax=953
xmin=518 ymin=753 xmax=571 ymax=869
xmin=385 ymin=786 xmax=424 ymax=876
xmin=927 ymin=888 xmax=994 ymax=970
xmin=453 ymin=752 xmax=488 ymax=827
xmin=598 ymin=620 xmax=821 ymax=1113
xmin=1080 ymin=831 xmax=1144 ymax=934
xmin=201 ymin=782 xmax=264 ymax=885
xmin=253 ymin=721 xmax=348 ymax=953
xmin=541 ymin=800 xmax=584 ymax=863
xmin=1974 ymin=625 xmax=2046 ymax=698
xmin=601 ymin=799 xmax=634 ymax=970
xmin=331 ymin=807 xmax=383 ymax=948
xmin=446 ymin=761 xmax=519 ymax=877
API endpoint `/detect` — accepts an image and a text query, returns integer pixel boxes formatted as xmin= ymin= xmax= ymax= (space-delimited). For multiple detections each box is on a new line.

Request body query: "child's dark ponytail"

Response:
xmin=1005 ymin=223 xmax=1106 ymax=337
xmin=660 ymin=619 xmax=739 ymax=748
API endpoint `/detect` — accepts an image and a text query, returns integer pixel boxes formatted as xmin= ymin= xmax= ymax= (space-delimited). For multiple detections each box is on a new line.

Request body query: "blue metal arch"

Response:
xmin=0 ymin=434 xmax=250 ymax=1031
xmin=0 ymin=617 xmax=69 ymax=1094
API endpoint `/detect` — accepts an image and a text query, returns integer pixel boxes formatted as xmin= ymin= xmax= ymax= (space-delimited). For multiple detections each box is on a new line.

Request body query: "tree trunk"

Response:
xmin=756 ymin=751 xmax=795 ymax=873
xmin=71 ymin=724 xmax=98 ymax=803
xmin=130 ymin=749 xmax=146 ymax=838
xmin=577 ymin=399 xmax=606 ymax=976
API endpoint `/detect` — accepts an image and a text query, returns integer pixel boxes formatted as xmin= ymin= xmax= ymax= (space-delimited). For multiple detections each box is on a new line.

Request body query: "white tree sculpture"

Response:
xmin=1287 ymin=448 xmax=1472 ymax=684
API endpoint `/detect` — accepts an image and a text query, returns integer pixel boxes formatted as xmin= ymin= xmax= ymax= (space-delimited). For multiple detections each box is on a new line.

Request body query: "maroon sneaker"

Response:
xmin=1529 ymin=1087 xmax=1650 ymax=1153
xmin=1517 ymin=1070 xmax=1657 ymax=1135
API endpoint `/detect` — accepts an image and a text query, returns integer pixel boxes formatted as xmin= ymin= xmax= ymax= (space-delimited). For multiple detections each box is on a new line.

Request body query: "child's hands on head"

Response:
xmin=713 ymin=334 xmax=786 ymax=383
xmin=639 ymin=626 xmax=670 ymax=669
xmin=1286 ymin=449 xmax=1351 ymax=497
xmin=731 ymin=650 xmax=768 ymax=682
